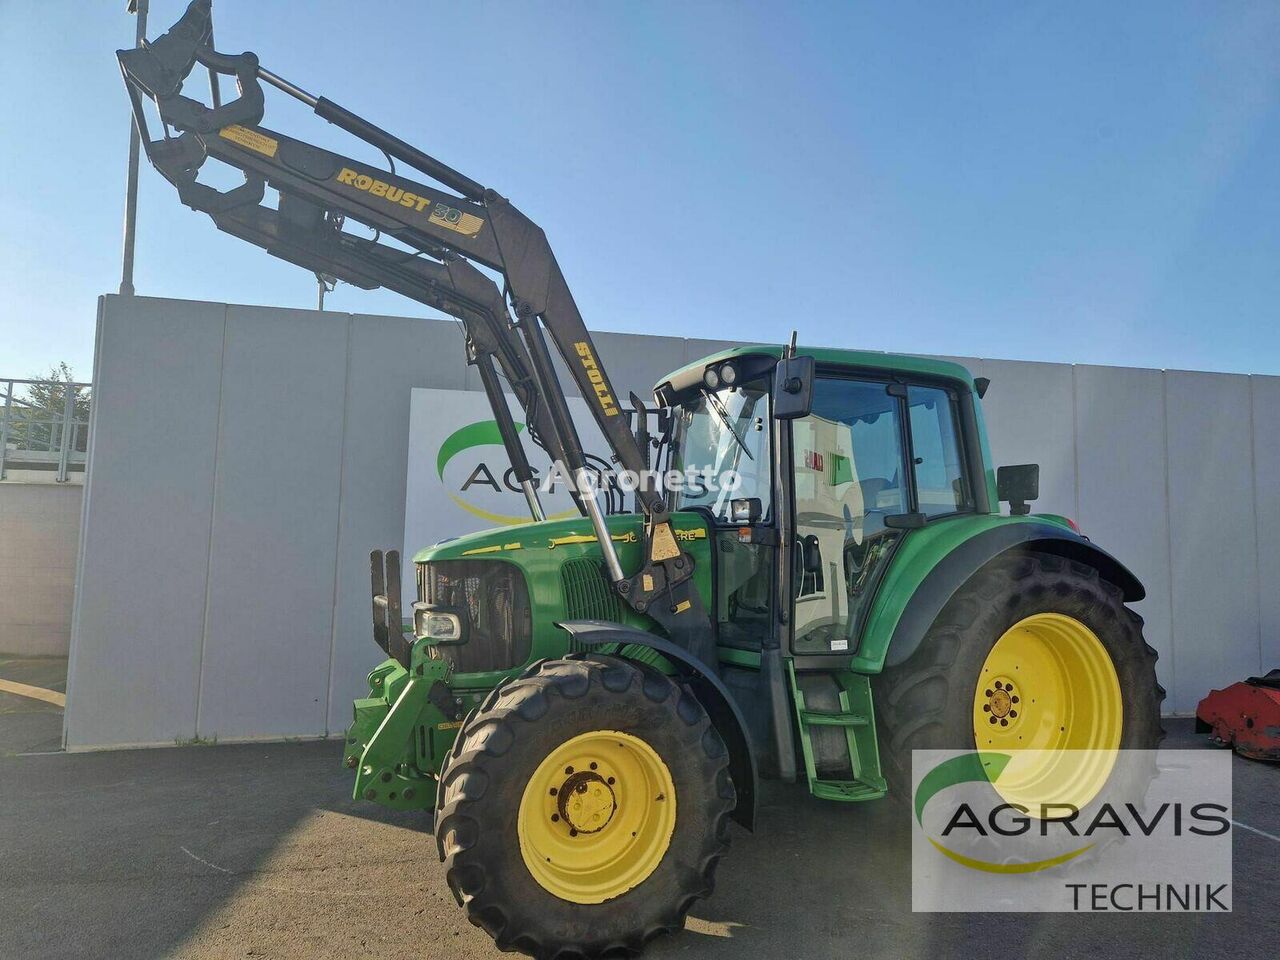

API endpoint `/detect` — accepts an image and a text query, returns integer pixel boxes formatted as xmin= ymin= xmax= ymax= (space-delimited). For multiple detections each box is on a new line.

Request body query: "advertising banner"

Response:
xmin=402 ymin=387 xmax=618 ymax=589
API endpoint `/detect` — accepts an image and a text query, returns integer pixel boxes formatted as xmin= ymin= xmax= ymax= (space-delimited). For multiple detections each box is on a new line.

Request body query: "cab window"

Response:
xmin=907 ymin=385 xmax=970 ymax=517
xmin=670 ymin=380 xmax=772 ymax=521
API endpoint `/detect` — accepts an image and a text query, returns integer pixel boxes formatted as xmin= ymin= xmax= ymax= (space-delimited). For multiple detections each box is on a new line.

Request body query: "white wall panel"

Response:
xmin=683 ymin=338 xmax=741 ymax=365
xmin=66 ymin=298 xmax=226 ymax=747
xmin=1072 ymin=365 xmax=1175 ymax=694
xmin=195 ymin=306 xmax=349 ymax=739
xmin=1250 ymin=376 xmax=1280 ymax=673
xmin=1165 ymin=371 xmax=1261 ymax=714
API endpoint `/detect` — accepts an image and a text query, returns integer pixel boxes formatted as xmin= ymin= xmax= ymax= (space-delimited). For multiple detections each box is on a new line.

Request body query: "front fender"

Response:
xmin=854 ymin=516 xmax=1145 ymax=673
xmin=557 ymin=620 xmax=758 ymax=832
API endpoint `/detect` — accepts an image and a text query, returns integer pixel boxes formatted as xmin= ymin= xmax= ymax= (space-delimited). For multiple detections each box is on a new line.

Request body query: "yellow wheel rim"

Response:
xmin=972 ymin=613 xmax=1123 ymax=811
xmin=518 ymin=730 xmax=676 ymax=904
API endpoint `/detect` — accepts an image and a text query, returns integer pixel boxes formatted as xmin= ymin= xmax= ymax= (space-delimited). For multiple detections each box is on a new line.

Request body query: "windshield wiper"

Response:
xmin=702 ymin=388 xmax=754 ymax=462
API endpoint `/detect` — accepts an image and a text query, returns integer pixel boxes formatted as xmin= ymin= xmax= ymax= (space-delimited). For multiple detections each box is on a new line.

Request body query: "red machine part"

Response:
xmin=1196 ymin=670 xmax=1280 ymax=761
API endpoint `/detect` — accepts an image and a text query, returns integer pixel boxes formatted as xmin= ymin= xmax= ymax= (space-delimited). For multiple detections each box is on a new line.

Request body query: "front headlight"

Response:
xmin=412 ymin=602 xmax=468 ymax=645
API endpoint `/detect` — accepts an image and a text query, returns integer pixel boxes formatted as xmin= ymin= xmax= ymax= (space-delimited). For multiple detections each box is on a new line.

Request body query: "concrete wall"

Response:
xmin=0 ymin=482 xmax=82 ymax=656
xmin=65 ymin=294 xmax=1279 ymax=747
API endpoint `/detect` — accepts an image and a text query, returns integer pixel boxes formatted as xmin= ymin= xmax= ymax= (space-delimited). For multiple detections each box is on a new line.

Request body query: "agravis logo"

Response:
xmin=910 ymin=749 xmax=1233 ymax=912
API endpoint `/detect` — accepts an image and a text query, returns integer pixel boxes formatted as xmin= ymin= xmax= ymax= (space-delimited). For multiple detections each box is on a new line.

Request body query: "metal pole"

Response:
xmin=573 ymin=466 xmax=625 ymax=582
xmin=119 ymin=0 xmax=149 ymax=297
xmin=0 ymin=379 xmax=13 ymax=481
xmin=257 ymin=67 xmax=320 ymax=108
xmin=56 ymin=384 xmax=76 ymax=483
xmin=316 ymin=273 xmax=336 ymax=310
xmin=520 ymin=479 xmax=547 ymax=523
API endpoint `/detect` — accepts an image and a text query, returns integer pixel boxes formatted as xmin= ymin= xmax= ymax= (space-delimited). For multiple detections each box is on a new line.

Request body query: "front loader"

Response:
xmin=120 ymin=5 xmax=1165 ymax=956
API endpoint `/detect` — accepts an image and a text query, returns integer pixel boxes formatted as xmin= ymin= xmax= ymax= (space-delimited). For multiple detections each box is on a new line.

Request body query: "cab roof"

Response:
xmin=655 ymin=345 xmax=977 ymax=396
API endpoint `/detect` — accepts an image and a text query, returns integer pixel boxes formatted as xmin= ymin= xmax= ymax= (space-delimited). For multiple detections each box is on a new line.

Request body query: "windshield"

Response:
xmin=670 ymin=380 xmax=772 ymax=520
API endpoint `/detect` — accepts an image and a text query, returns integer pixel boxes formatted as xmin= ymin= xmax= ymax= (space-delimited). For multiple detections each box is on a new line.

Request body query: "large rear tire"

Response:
xmin=873 ymin=551 xmax=1164 ymax=806
xmin=435 ymin=655 xmax=734 ymax=959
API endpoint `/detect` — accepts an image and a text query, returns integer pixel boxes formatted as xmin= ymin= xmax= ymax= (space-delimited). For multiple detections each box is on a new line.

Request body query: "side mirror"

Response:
xmin=997 ymin=464 xmax=1039 ymax=516
xmin=773 ymin=354 xmax=814 ymax=420
xmin=730 ymin=497 xmax=763 ymax=523
xmin=412 ymin=602 xmax=470 ymax=646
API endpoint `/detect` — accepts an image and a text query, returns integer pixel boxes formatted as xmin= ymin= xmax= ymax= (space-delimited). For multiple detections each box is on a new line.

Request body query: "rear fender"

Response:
xmin=880 ymin=522 xmax=1145 ymax=670
xmin=557 ymin=620 xmax=758 ymax=831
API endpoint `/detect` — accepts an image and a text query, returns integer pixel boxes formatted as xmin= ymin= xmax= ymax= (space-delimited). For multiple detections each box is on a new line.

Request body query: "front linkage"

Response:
xmin=343 ymin=549 xmax=483 ymax=811
xmin=343 ymin=644 xmax=470 ymax=812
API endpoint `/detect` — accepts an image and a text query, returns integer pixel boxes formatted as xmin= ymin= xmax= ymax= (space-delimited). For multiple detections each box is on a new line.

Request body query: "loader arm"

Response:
xmin=119 ymin=0 xmax=715 ymax=664
xmin=209 ymin=196 xmax=566 ymax=522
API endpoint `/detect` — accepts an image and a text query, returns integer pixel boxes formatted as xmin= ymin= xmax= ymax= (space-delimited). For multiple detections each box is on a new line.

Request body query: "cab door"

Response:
xmin=790 ymin=378 xmax=907 ymax=654
xmin=789 ymin=376 xmax=973 ymax=656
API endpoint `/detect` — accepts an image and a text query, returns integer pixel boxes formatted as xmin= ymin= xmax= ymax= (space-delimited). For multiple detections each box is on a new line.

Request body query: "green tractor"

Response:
xmin=121 ymin=5 xmax=1163 ymax=956
xmin=351 ymin=347 xmax=1162 ymax=956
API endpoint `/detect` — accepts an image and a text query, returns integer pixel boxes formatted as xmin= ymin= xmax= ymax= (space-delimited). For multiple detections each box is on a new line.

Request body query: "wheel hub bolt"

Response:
xmin=557 ymin=770 xmax=616 ymax=834
xmin=985 ymin=677 xmax=1019 ymax=724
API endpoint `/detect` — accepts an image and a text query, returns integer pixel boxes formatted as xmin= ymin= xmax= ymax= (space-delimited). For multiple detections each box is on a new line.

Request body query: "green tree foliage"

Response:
xmin=6 ymin=363 xmax=91 ymax=452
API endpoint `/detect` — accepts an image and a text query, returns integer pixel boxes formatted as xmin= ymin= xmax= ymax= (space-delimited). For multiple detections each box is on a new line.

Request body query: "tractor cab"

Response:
xmin=656 ymin=346 xmax=991 ymax=663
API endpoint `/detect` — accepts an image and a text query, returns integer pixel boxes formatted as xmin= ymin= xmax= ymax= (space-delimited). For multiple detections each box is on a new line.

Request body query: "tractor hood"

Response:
xmin=410 ymin=512 xmax=717 ymax=684
xmin=413 ymin=511 xmax=712 ymax=568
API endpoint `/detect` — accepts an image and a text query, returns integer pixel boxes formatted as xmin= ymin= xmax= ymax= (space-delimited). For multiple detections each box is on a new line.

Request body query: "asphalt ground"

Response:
xmin=0 ymin=656 xmax=67 ymax=755
xmin=0 ymin=715 xmax=1276 ymax=960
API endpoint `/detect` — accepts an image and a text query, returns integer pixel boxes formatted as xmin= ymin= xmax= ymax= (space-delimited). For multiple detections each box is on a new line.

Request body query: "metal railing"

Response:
xmin=0 ymin=378 xmax=92 ymax=482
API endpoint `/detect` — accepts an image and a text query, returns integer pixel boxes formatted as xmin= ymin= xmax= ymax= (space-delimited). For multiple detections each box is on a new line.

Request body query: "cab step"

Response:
xmin=788 ymin=661 xmax=887 ymax=802
xmin=799 ymin=709 xmax=869 ymax=727
xmin=809 ymin=778 xmax=886 ymax=802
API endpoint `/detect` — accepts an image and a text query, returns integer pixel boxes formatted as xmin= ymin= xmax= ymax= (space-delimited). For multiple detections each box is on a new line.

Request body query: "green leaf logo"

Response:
xmin=913 ymin=752 xmax=1093 ymax=873
xmin=436 ymin=419 xmax=575 ymax=526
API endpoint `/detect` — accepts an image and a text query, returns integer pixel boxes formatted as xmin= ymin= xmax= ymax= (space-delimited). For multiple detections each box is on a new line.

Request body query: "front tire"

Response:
xmin=435 ymin=655 xmax=734 ymax=959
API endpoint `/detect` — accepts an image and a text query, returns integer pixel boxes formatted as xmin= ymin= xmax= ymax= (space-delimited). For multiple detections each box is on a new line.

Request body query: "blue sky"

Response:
xmin=3 ymin=1 xmax=1279 ymax=380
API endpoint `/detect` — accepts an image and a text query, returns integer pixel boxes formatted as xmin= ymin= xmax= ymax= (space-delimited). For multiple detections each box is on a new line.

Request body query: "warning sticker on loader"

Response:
xmin=218 ymin=124 xmax=279 ymax=158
